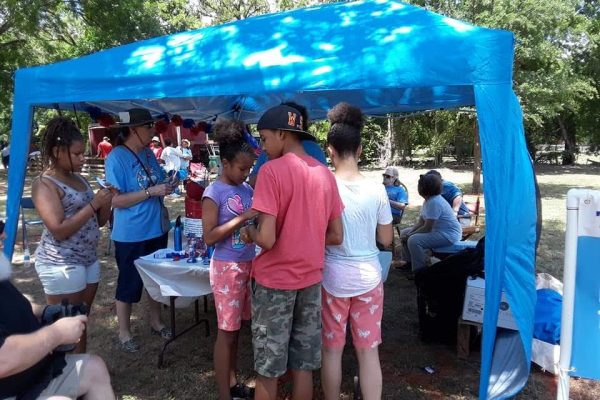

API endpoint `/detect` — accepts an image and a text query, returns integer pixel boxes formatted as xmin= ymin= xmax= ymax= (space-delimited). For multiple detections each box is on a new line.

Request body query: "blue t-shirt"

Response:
xmin=385 ymin=185 xmax=408 ymax=216
xmin=441 ymin=180 xmax=470 ymax=216
xmin=250 ymin=140 xmax=327 ymax=177
xmin=105 ymin=146 xmax=166 ymax=242
xmin=421 ymin=195 xmax=462 ymax=243
xmin=202 ymin=180 xmax=255 ymax=262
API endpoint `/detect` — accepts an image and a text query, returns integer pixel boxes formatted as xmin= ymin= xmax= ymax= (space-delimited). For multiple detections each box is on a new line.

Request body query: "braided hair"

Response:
xmin=214 ymin=118 xmax=255 ymax=162
xmin=327 ymin=102 xmax=364 ymax=157
xmin=40 ymin=117 xmax=84 ymax=172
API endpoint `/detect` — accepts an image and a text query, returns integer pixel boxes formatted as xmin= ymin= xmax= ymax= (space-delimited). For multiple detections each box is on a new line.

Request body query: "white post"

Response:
xmin=557 ymin=189 xmax=583 ymax=400
xmin=176 ymin=126 xmax=182 ymax=147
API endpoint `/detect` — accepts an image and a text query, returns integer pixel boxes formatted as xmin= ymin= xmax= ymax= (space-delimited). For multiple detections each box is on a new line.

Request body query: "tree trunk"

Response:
xmin=472 ymin=122 xmax=482 ymax=194
xmin=557 ymin=115 xmax=576 ymax=165
xmin=379 ymin=115 xmax=392 ymax=167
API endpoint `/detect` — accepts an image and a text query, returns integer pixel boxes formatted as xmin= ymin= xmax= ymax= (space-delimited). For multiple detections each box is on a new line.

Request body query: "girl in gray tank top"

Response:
xmin=31 ymin=117 xmax=114 ymax=352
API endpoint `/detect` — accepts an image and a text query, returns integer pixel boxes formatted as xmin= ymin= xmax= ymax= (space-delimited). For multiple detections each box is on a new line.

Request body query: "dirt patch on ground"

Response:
xmin=3 ymin=165 xmax=600 ymax=399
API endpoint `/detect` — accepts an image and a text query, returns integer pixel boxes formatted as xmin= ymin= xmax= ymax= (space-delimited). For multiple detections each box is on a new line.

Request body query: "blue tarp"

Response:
xmin=5 ymin=1 xmax=537 ymax=397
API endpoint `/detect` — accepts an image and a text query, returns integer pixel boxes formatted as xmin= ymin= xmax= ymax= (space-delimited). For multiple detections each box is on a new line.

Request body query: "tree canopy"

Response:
xmin=0 ymin=0 xmax=597 ymax=165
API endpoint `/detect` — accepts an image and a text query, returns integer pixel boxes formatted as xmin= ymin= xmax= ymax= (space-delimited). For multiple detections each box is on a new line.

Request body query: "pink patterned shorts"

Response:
xmin=210 ymin=259 xmax=252 ymax=331
xmin=321 ymin=283 xmax=384 ymax=349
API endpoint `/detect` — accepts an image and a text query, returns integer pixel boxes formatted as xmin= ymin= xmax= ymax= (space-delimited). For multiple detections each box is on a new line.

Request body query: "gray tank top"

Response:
xmin=34 ymin=174 xmax=100 ymax=266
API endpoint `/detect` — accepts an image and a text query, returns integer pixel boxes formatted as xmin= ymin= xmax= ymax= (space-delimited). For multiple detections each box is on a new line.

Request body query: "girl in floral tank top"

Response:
xmin=32 ymin=117 xmax=113 ymax=352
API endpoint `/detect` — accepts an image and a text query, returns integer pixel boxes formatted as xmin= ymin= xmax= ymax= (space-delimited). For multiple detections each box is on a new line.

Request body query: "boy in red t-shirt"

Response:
xmin=240 ymin=104 xmax=344 ymax=400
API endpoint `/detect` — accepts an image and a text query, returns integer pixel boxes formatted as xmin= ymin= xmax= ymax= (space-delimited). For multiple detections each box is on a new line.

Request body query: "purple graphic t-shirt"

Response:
xmin=202 ymin=180 xmax=255 ymax=262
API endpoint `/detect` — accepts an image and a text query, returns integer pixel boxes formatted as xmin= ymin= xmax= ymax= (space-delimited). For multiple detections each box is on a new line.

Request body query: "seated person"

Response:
xmin=382 ymin=166 xmax=408 ymax=224
xmin=398 ymin=174 xmax=462 ymax=273
xmin=0 ymin=221 xmax=116 ymax=400
xmin=426 ymin=170 xmax=471 ymax=226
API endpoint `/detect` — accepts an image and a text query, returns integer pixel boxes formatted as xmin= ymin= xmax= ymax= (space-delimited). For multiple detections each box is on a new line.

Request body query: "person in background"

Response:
xmin=399 ymin=174 xmax=462 ymax=272
xmin=105 ymin=108 xmax=174 ymax=353
xmin=160 ymin=138 xmax=184 ymax=174
xmin=32 ymin=117 xmax=113 ymax=353
xmin=1 ymin=141 xmax=9 ymax=169
xmin=247 ymin=101 xmax=327 ymax=188
xmin=0 ymin=220 xmax=116 ymax=400
xmin=202 ymin=118 xmax=257 ymax=400
xmin=240 ymin=104 xmax=344 ymax=400
xmin=149 ymin=136 xmax=164 ymax=163
xmin=321 ymin=103 xmax=393 ymax=400
xmin=382 ymin=166 xmax=408 ymax=225
xmin=177 ymin=139 xmax=193 ymax=171
xmin=96 ymin=136 xmax=113 ymax=159
xmin=425 ymin=169 xmax=471 ymax=226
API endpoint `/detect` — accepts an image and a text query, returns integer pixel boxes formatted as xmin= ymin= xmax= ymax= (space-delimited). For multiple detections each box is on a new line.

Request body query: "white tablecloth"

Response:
xmin=134 ymin=257 xmax=212 ymax=308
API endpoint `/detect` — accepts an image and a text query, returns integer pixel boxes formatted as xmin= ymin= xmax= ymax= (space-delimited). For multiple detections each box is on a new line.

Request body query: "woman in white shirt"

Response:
xmin=321 ymin=103 xmax=393 ymax=400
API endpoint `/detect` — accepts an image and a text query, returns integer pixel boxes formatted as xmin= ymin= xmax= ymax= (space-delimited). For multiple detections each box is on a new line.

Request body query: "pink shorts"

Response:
xmin=321 ymin=283 xmax=384 ymax=349
xmin=210 ymin=259 xmax=252 ymax=331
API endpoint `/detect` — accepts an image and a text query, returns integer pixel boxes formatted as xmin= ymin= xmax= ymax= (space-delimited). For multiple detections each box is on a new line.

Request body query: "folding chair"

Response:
xmin=20 ymin=197 xmax=43 ymax=266
xmin=460 ymin=195 xmax=482 ymax=240
xmin=392 ymin=181 xmax=409 ymax=237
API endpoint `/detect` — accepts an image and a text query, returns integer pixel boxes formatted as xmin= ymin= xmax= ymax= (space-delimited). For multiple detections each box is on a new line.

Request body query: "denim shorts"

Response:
xmin=35 ymin=260 xmax=101 ymax=295
xmin=114 ymin=234 xmax=167 ymax=303
xmin=251 ymin=281 xmax=322 ymax=378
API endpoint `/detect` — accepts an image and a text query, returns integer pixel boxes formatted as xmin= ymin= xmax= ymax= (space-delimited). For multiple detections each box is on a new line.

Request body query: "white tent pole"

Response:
xmin=176 ymin=126 xmax=182 ymax=147
xmin=557 ymin=188 xmax=582 ymax=400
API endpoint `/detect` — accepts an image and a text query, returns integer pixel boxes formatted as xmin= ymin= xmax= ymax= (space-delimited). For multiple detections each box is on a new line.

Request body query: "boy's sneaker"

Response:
xmin=230 ymin=383 xmax=254 ymax=399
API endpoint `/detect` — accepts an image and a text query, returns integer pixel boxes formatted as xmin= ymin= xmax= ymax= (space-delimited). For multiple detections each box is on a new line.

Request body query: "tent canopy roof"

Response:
xmin=16 ymin=0 xmax=514 ymax=121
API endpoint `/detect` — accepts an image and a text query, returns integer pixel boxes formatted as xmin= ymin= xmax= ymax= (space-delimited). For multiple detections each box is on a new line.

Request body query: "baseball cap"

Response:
xmin=383 ymin=167 xmax=399 ymax=178
xmin=151 ymin=136 xmax=161 ymax=142
xmin=257 ymin=105 xmax=316 ymax=142
xmin=115 ymin=108 xmax=155 ymax=127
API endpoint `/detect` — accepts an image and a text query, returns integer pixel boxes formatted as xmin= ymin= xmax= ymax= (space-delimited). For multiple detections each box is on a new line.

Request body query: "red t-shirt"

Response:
xmin=97 ymin=141 xmax=113 ymax=158
xmin=251 ymin=153 xmax=344 ymax=290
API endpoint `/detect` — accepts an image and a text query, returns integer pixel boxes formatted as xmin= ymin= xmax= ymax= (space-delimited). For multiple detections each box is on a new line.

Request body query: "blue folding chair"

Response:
xmin=20 ymin=197 xmax=43 ymax=266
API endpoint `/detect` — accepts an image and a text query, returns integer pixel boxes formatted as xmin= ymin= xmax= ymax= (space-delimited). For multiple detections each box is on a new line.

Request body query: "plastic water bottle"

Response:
xmin=174 ymin=216 xmax=183 ymax=252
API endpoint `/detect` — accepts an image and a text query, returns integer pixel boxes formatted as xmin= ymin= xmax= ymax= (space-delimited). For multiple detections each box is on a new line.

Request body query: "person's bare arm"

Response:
xmin=408 ymin=219 xmax=435 ymax=235
xmin=376 ymin=223 xmax=393 ymax=248
xmin=452 ymin=196 xmax=463 ymax=214
xmin=241 ymin=212 xmax=276 ymax=250
xmin=325 ymin=217 xmax=343 ymax=245
xmin=111 ymin=184 xmax=172 ymax=209
xmin=389 ymin=199 xmax=406 ymax=211
xmin=32 ymin=178 xmax=110 ymax=241
xmin=0 ymin=316 xmax=87 ymax=378
xmin=202 ymin=198 xmax=258 ymax=246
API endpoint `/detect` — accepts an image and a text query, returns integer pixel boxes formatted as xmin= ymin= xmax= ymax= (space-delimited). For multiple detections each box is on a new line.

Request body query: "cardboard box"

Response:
xmin=462 ymin=277 xmax=518 ymax=330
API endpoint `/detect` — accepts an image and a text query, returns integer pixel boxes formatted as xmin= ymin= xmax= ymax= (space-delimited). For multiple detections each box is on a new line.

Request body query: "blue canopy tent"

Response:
xmin=5 ymin=0 xmax=537 ymax=397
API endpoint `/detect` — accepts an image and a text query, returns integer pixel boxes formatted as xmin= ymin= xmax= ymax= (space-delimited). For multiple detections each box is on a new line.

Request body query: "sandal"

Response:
xmin=230 ymin=383 xmax=255 ymax=400
xmin=150 ymin=326 xmax=173 ymax=339
xmin=118 ymin=338 xmax=140 ymax=353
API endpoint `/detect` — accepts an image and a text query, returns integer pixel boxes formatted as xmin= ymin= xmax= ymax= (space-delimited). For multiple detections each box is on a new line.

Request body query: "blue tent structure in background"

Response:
xmin=5 ymin=1 xmax=537 ymax=398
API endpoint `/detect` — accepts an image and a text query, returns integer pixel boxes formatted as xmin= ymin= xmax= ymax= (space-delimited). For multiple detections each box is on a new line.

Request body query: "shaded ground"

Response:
xmin=1 ymin=163 xmax=599 ymax=399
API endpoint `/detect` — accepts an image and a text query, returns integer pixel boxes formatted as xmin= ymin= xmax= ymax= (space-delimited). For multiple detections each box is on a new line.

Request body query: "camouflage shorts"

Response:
xmin=251 ymin=281 xmax=322 ymax=378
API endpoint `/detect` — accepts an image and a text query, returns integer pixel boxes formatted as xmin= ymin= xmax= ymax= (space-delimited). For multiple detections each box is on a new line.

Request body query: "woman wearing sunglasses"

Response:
xmin=105 ymin=108 xmax=175 ymax=352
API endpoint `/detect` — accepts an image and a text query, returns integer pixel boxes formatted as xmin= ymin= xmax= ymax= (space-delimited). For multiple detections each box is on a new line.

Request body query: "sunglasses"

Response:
xmin=382 ymin=174 xmax=394 ymax=179
xmin=142 ymin=122 xmax=155 ymax=129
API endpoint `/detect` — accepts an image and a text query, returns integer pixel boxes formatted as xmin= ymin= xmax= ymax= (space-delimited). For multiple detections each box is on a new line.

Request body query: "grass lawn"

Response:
xmin=1 ymin=162 xmax=599 ymax=399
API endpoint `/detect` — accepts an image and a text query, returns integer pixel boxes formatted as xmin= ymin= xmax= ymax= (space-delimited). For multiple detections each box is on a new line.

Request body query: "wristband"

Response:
xmin=144 ymin=188 xmax=151 ymax=198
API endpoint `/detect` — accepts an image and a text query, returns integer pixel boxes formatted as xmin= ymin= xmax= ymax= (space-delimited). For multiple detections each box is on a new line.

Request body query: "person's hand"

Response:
xmin=242 ymin=209 xmax=259 ymax=222
xmin=51 ymin=315 xmax=87 ymax=345
xmin=91 ymin=188 xmax=114 ymax=209
xmin=148 ymin=183 xmax=173 ymax=197
xmin=240 ymin=225 xmax=254 ymax=244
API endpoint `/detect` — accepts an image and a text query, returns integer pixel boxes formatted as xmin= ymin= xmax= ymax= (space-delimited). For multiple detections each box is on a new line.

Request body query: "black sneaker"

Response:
xmin=230 ymin=383 xmax=255 ymax=400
